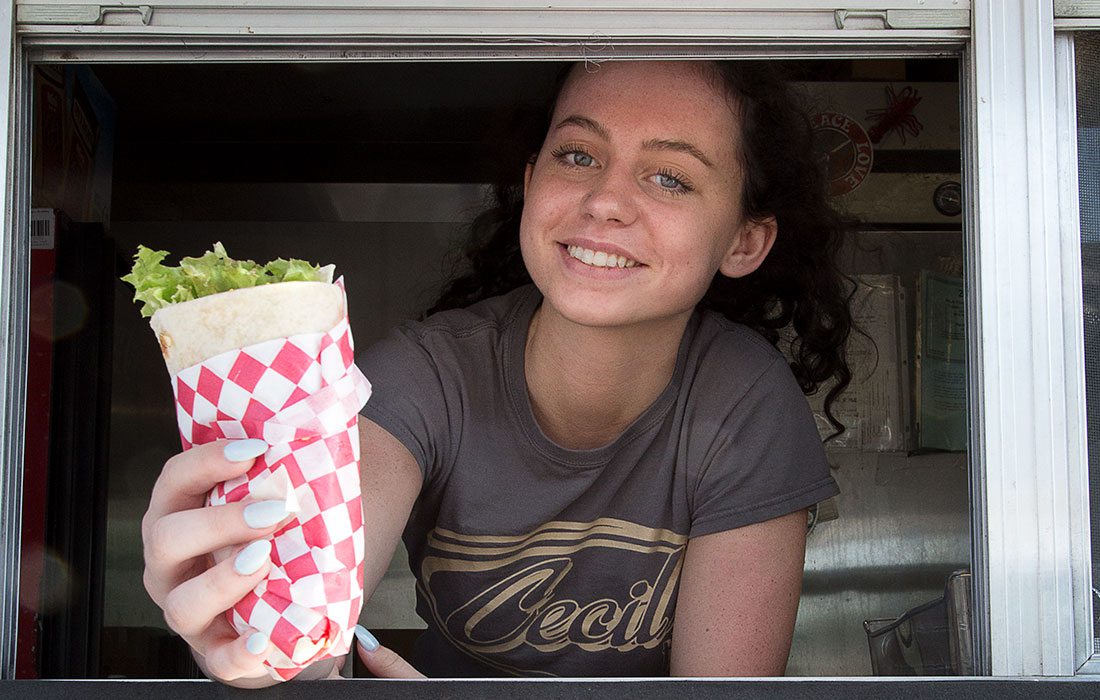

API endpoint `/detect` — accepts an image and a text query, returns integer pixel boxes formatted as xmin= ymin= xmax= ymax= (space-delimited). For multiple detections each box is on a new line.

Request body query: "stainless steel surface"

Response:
xmin=790 ymin=452 xmax=970 ymax=676
xmin=794 ymin=229 xmax=971 ymax=676
xmin=947 ymin=571 xmax=975 ymax=674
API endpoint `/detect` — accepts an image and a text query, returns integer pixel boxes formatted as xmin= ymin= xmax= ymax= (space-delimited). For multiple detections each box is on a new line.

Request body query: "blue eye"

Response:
xmin=569 ymin=152 xmax=594 ymax=167
xmin=654 ymin=169 xmax=694 ymax=194
xmin=549 ymin=144 xmax=596 ymax=168
xmin=655 ymin=172 xmax=681 ymax=188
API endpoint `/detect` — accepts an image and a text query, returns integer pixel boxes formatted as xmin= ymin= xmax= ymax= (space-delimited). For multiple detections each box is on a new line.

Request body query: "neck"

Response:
xmin=524 ymin=302 xmax=689 ymax=450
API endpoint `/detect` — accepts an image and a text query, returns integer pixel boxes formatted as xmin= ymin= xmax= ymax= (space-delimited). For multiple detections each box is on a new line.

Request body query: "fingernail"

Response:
xmin=223 ymin=439 xmax=268 ymax=463
xmin=244 ymin=500 xmax=289 ymax=529
xmin=354 ymin=624 xmax=378 ymax=652
xmin=234 ymin=540 xmax=271 ymax=576
xmin=245 ymin=631 xmax=269 ymax=656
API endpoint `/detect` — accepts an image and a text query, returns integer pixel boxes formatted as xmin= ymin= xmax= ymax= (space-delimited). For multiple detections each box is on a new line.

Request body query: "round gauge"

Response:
xmin=933 ymin=181 xmax=963 ymax=217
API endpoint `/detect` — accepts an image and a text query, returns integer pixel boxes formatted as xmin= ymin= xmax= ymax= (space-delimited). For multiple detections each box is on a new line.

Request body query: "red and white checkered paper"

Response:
xmin=169 ymin=278 xmax=371 ymax=681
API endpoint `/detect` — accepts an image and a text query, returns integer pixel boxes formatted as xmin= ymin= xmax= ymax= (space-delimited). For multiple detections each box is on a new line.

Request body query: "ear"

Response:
xmin=718 ymin=216 xmax=778 ymax=279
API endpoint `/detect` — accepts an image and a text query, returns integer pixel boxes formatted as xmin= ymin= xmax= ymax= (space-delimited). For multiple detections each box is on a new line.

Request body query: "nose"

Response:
xmin=582 ymin=168 xmax=638 ymax=226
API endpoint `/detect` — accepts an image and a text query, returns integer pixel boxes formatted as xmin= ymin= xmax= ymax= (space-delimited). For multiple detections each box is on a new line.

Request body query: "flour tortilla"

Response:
xmin=150 ymin=280 xmax=344 ymax=376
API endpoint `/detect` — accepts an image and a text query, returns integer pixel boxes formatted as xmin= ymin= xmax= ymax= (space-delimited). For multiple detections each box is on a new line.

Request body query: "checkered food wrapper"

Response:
xmin=168 ymin=278 xmax=370 ymax=680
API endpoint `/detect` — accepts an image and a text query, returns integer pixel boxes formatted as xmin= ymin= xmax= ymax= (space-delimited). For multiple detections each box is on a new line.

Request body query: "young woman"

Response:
xmin=139 ymin=59 xmax=852 ymax=685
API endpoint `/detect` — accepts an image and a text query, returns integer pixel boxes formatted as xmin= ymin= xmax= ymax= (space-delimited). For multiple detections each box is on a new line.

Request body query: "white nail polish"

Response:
xmin=244 ymin=500 xmax=288 ymax=529
xmin=234 ymin=540 xmax=272 ymax=576
xmin=223 ymin=439 xmax=268 ymax=463
xmin=354 ymin=624 xmax=379 ymax=652
xmin=246 ymin=632 xmax=269 ymax=656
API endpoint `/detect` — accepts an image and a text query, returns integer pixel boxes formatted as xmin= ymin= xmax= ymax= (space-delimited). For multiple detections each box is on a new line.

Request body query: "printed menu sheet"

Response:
xmin=812 ymin=274 xmax=909 ymax=452
xmin=916 ymin=270 xmax=967 ymax=452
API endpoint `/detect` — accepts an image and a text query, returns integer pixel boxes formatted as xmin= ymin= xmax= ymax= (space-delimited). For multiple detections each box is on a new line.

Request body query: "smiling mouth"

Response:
xmin=565 ymin=244 xmax=639 ymax=269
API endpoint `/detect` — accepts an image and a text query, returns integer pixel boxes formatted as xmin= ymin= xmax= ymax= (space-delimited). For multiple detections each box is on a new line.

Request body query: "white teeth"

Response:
xmin=566 ymin=245 xmax=638 ymax=269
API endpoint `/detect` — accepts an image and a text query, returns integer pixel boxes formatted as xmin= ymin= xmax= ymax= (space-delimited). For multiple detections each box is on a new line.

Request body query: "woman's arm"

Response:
xmin=357 ymin=418 xmax=425 ymax=605
xmin=351 ymin=418 xmax=429 ymax=678
xmin=668 ymin=509 xmax=808 ymax=677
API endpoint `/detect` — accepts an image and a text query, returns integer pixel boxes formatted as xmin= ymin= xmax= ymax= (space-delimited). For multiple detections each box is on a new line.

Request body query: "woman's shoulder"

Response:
xmin=693 ymin=310 xmax=785 ymax=364
xmin=407 ymin=285 xmax=538 ymax=343
xmin=359 ymin=286 xmax=537 ymax=393
xmin=686 ymin=310 xmax=800 ymax=397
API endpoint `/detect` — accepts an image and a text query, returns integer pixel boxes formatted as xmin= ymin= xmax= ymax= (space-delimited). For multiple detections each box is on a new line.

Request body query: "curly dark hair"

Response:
xmin=428 ymin=61 xmax=853 ymax=437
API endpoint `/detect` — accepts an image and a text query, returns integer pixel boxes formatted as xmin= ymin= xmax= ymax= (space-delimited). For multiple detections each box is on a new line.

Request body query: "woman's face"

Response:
xmin=519 ymin=60 xmax=766 ymax=331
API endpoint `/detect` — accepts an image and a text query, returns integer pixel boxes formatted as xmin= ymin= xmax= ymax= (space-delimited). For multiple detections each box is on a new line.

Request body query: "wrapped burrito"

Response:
xmin=123 ymin=243 xmax=371 ymax=680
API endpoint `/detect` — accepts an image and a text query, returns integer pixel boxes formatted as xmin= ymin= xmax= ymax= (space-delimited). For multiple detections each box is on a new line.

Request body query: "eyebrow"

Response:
xmin=553 ymin=114 xmax=714 ymax=168
xmin=642 ymin=138 xmax=714 ymax=168
xmin=554 ymin=115 xmax=610 ymax=140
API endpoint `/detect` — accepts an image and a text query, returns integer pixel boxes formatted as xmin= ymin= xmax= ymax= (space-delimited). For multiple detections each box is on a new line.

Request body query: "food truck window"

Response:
xmin=1076 ymin=30 xmax=1100 ymax=656
xmin=17 ymin=57 xmax=970 ymax=679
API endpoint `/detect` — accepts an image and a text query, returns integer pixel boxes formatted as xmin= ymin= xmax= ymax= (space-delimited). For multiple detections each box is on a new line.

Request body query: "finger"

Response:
xmin=162 ymin=539 xmax=273 ymax=639
xmin=145 ymin=499 xmax=293 ymax=578
xmin=355 ymin=626 xmax=425 ymax=679
xmin=201 ymin=627 xmax=273 ymax=683
xmin=145 ymin=439 xmax=269 ymax=528
xmin=183 ymin=602 xmax=239 ymax=656
xmin=143 ymin=554 xmax=206 ymax=607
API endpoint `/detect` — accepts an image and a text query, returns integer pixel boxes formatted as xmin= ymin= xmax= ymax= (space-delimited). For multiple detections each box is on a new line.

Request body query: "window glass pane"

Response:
xmin=1077 ymin=31 xmax=1100 ymax=652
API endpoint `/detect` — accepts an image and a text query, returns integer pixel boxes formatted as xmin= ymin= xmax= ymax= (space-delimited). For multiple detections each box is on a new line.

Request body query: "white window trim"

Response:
xmin=1056 ymin=0 xmax=1100 ymax=28
xmin=14 ymin=0 xmax=973 ymax=38
xmin=12 ymin=2 xmax=970 ymax=64
xmin=969 ymin=0 xmax=1095 ymax=677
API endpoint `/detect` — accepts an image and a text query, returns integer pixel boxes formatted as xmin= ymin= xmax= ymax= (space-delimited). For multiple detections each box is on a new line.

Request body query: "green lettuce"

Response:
xmin=121 ymin=242 xmax=334 ymax=317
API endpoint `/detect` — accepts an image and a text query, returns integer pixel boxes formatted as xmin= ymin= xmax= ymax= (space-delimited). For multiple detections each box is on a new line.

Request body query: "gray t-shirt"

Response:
xmin=359 ymin=285 xmax=838 ymax=678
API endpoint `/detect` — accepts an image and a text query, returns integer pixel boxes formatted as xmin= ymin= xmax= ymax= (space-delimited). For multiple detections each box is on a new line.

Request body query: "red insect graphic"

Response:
xmin=866 ymin=85 xmax=924 ymax=145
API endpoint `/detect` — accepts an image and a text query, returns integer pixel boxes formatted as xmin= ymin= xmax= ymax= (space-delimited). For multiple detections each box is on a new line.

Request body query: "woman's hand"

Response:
xmin=141 ymin=438 xmax=292 ymax=687
xmin=140 ymin=420 xmax=423 ymax=684
xmin=354 ymin=626 xmax=426 ymax=678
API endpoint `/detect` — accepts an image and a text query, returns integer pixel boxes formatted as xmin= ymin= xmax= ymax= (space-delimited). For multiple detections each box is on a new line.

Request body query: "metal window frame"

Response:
xmin=1053 ymin=29 xmax=1098 ymax=676
xmin=0 ymin=0 xmax=25 ymax=682
xmin=0 ymin=0 xmax=30 ymax=684
xmin=0 ymin=0 xmax=1096 ymax=683
xmin=1054 ymin=0 xmax=1100 ymax=677
xmin=966 ymin=1 xmax=1095 ymax=677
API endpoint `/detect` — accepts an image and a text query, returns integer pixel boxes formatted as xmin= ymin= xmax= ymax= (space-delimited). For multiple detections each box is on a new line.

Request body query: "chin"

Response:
xmin=548 ymin=287 xmax=683 ymax=330
xmin=539 ymin=288 xmax=635 ymax=328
